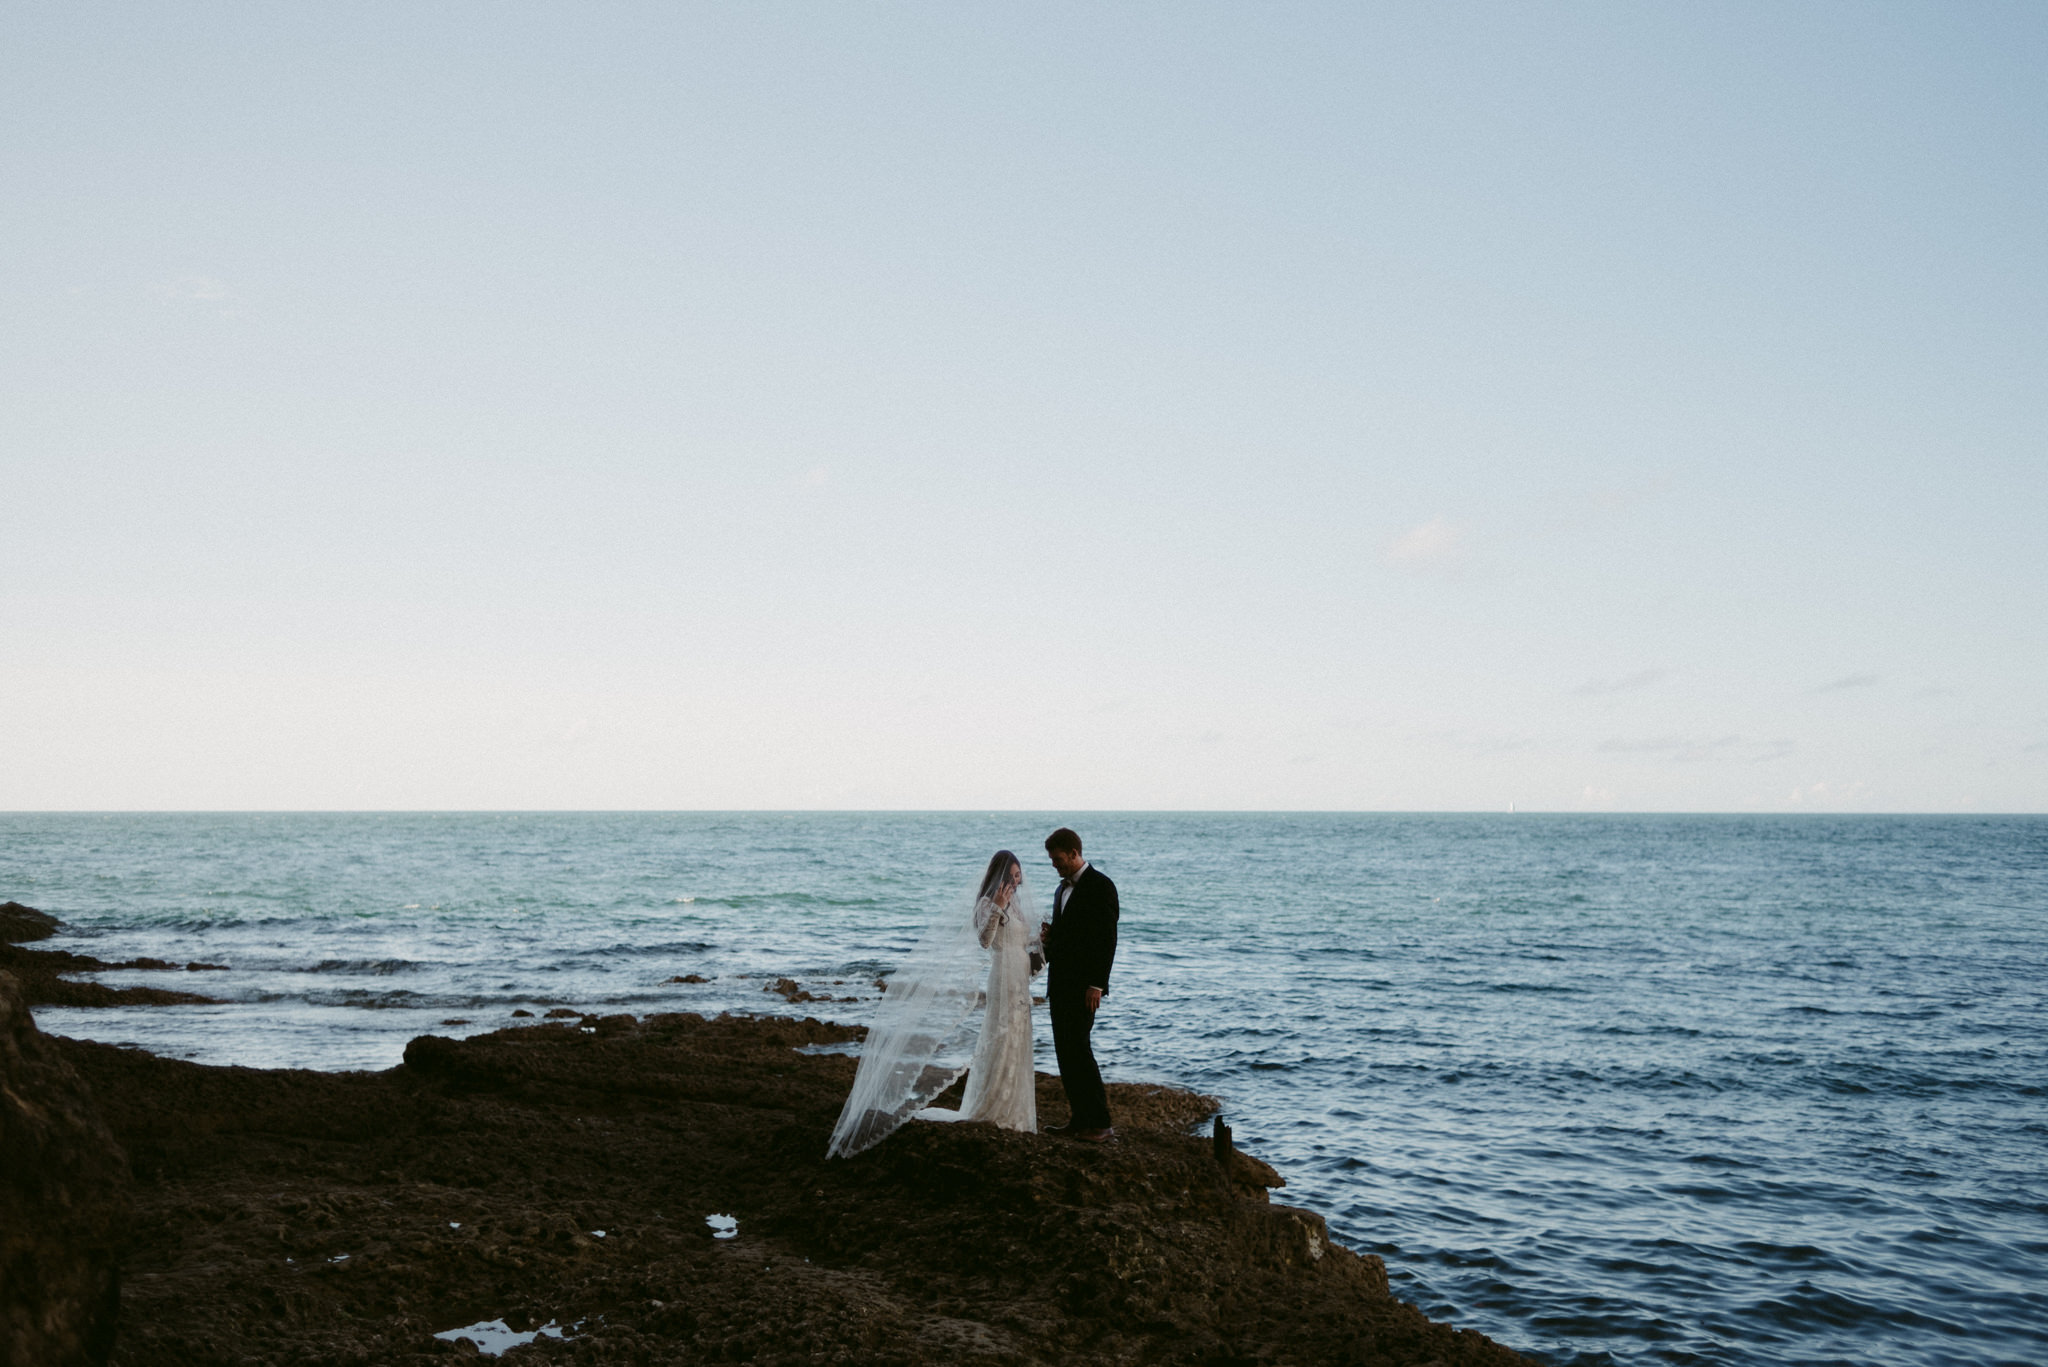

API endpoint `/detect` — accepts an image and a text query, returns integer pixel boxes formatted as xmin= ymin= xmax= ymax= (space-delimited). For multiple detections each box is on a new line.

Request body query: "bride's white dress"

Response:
xmin=826 ymin=877 xmax=1040 ymax=1158
xmin=953 ymin=896 xmax=1038 ymax=1130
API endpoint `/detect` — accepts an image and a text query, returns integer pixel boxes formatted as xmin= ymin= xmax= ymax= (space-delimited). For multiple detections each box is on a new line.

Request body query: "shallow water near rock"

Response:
xmin=431 ymin=1317 xmax=570 ymax=1355
xmin=6 ymin=810 xmax=2046 ymax=1366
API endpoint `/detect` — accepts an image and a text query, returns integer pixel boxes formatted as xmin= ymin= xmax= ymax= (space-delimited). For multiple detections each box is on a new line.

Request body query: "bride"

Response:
xmin=826 ymin=850 xmax=1042 ymax=1158
xmin=954 ymin=851 xmax=1039 ymax=1129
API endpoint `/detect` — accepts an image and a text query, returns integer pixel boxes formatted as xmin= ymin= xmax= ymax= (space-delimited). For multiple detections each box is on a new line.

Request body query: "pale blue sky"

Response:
xmin=3 ymin=3 xmax=2043 ymax=810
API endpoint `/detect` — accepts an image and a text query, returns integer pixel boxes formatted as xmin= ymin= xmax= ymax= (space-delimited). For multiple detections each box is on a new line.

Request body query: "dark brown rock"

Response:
xmin=0 ymin=909 xmax=223 ymax=1011
xmin=767 ymin=976 xmax=823 ymax=1003
xmin=0 ymin=969 xmax=132 ymax=1367
xmin=0 ymin=939 xmax=222 ymax=1009
xmin=1204 ymin=1113 xmax=1289 ymax=1200
xmin=0 ymin=902 xmax=60 ymax=944
xmin=45 ymin=1010 xmax=1533 ymax=1366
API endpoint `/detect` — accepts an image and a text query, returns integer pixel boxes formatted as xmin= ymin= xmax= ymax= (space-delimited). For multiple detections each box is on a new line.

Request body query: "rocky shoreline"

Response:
xmin=3 ymin=905 xmax=1535 ymax=1366
xmin=0 ymin=901 xmax=226 ymax=1008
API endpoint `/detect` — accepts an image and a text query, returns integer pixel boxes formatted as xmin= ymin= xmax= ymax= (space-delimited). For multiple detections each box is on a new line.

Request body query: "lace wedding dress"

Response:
xmin=954 ymin=897 xmax=1038 ymax=1130
xmin=826 ymin=859 xmax=1041 ymax=1158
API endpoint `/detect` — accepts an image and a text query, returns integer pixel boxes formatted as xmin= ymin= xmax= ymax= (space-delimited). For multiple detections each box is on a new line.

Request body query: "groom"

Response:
xmin=1041 ymin=827 xmax=1119 ymax=1143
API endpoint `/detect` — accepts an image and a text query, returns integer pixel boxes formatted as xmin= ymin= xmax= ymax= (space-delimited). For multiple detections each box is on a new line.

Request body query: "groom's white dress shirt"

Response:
xmin=1054 ymin=861 xmax=1090 ymax=917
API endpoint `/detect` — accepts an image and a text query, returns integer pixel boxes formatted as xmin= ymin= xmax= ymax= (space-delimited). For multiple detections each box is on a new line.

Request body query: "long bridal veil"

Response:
xmin=826 ymin=857 xmax=1034 ymax=1159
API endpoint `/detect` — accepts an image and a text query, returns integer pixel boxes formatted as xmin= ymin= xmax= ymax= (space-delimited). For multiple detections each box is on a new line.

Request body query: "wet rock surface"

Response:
xmin=766 ymin=976 xmax=824 ymax=1003
xmin=48 ymin=1009 xmax=1534 ymax=1366
xmin=1 ymin=970 xmax=133 ymax=1367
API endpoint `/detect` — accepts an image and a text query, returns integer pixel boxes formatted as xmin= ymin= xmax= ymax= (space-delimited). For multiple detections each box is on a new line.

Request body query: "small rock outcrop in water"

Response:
xmin=0 ymin=969 xmax=132 ymax=1367
xmin=0 ymin=901 xmax=61 ymax=943
xmin=766 ymin=976 xmax=823 ymax=1003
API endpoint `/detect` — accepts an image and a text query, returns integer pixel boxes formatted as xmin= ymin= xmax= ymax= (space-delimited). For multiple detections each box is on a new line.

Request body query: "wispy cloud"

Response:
xmin=1780 ymin=780 xmax=1871 ymax=808
xmin=1815 ymin=672 xmax=1879 ymax=693
xmin=1433 ymin=730 xmax=1535 ymax=754
xmin=1384 ymin=517 xmax=1465 ymax=572
xmin=1572 ymin=669 xmax=1668 ymax=697
xmin=1600 ymin=735 xmax=1794 ymax=764
xmin=153 ymin=274 xmax=229 ymax=302
xmin=1600 ymin=734 xmax=1741 ymax=760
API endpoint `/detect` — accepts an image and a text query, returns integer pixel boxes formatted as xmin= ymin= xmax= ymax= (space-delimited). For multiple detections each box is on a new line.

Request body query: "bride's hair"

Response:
xmin=979 ymin=850 xmax=1021 ymax=901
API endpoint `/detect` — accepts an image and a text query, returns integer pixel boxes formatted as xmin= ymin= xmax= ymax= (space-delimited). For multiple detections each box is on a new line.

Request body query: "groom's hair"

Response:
xmin=1044 ymin=828 xmax=1083 ymax=856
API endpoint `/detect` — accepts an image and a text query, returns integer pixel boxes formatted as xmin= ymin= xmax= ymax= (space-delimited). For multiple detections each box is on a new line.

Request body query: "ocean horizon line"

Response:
xmin=3 ymin=806 xmax=2044 ymax=818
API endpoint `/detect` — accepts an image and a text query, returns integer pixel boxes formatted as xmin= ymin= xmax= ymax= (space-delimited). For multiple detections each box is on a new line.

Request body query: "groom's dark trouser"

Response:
xmin=1049 ymin=986 xmax=1112 ymax=1130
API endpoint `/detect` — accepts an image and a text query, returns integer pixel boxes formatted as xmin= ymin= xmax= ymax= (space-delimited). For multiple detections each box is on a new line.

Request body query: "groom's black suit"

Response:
xmin=1044 ymin=864 xmax=1118 ymax=1131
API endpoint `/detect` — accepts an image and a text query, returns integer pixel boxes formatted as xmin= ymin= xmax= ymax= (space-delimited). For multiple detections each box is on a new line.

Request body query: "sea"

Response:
xmin=3 ymin=811 xmax=2044 ymax=1367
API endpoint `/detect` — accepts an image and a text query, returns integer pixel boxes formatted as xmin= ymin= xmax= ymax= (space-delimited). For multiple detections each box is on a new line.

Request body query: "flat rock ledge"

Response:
xmin=40 ymin=1006 xmax=1535 ymax=1367
xmin=0 ymin=903 xmax=223 ymax=1009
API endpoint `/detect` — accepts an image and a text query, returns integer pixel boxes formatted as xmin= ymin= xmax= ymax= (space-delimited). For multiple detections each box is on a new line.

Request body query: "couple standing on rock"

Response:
xmin=826 ymin=827 xmax=1120 ymax=1158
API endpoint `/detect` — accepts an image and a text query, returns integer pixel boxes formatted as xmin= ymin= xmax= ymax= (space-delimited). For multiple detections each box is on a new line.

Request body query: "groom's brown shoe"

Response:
xmin=1072 ymin=1127 xmax=1115 ymax=1143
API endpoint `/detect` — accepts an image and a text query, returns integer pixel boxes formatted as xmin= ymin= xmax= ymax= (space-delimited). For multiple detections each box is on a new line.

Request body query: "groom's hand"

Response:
xmin=1085 ymin=987 xmax=1102 ymax=1015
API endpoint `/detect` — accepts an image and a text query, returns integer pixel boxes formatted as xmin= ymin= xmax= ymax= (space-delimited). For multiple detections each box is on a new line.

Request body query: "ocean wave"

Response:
xmin=1748 ymin=1281 xmax=1962 ymax=1335
xmin=309 ymin=989 xmax=435 ymax=1009
xmin=1729 ymin=1240 xmax=1855 ymax=1270
xmin=559 ymin=940 xmax=716 ymax=960
xmin=1586 ymin=1023 xmax=1704 ymax=1037
xmin=157 ymin=915 xmax=316 ymax=932
xmin=300 ymin=958 xmax=422 ymax=975
xmin=1424 ymin=1245 xmax=1519 ymax=1272
xmin=1802 ymin=1064 xmax=2037 ymax=1099
xmin=689 ymin=893 xmax=884 ymax=910
xmin=291 ymin=989 xmax=629 ymax=1012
